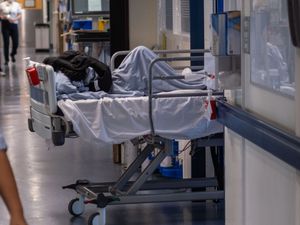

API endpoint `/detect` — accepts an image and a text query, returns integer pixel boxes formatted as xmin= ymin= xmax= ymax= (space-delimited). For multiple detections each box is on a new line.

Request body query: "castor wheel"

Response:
xmin=68 ymin=198 xmax=85 ymax=217
xmin=88 ymin=212 xmax=100 ymax=225
xmin=28 ymin=118 xmax=34 ymax=132
xmin=52 ymin=131 xmax=65 ymax=146
xmin=88 ymin=209 xmax=106 ymax=225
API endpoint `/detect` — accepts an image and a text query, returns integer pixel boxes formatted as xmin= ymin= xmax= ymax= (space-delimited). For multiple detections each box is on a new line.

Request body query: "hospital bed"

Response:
xmin=25 ymin=49 xmax=225 ymax=225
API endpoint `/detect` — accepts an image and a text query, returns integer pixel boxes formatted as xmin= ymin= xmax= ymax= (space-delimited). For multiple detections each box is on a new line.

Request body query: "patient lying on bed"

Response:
xmin=44 ymin=46 xmax=209 ymax=100
xmin=40 ymin=46 xmax=222 ymax=145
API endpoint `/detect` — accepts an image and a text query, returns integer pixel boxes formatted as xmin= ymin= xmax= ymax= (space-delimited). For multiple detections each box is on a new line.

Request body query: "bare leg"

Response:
xmin=0 ymin=151 xmax=27 ymax=225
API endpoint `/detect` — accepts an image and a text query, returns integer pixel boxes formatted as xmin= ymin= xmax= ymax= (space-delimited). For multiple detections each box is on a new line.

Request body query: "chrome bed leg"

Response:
xmin=110 ymin=144 xmax=154 ymax=193
xmin=126 ymin=146 xmax=171 ymax=195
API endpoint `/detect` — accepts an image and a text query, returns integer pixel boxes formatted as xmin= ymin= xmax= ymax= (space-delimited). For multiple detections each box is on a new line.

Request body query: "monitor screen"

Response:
xmin=72 ymin=0 xmax=109 ymax=15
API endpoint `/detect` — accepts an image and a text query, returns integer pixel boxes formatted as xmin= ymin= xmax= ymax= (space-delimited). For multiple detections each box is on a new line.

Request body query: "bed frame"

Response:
xmin=25 ymin=49 xmax=224 ymax=225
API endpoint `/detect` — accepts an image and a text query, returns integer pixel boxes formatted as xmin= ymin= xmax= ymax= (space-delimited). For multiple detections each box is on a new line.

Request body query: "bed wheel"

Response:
xmin=68 ymin=198 xmax=85 ymax=217
xmin=88 ymin=212 xmax=102 ymax=225
xmin=52 ymin=131 xmax=65 ymax=146
xmin=28 ymin=118 xmax=34 ymax=132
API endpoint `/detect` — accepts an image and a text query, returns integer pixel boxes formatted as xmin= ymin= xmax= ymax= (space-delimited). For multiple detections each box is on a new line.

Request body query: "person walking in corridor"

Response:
xmin=0 ymin=0 xmax=22 ymax=65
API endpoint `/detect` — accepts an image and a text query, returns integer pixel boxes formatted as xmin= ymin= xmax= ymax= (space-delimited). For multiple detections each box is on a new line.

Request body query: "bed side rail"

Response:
xmin=25 ymin=58 xmax=70 ymax=146
xmin=147 ymin=49 xmax=223 ymax=137
xmin=110 ymin=49 xmax=209 ymax=71
xmin=24 ymin=57 xmax=57 ymax=115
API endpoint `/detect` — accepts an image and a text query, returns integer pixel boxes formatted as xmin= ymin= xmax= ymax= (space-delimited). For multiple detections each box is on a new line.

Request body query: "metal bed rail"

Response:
xmin=110 ymin=48 xmax=210 ymax=71
xmin=25 ymin=58 xmax=76 ymax=145
xmin=147 ymin=50 xmax=222 ymax=138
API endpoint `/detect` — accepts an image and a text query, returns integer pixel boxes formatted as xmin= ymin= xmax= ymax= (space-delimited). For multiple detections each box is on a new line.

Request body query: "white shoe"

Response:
xmin=0 ymin=71 xmax=6 ymax=76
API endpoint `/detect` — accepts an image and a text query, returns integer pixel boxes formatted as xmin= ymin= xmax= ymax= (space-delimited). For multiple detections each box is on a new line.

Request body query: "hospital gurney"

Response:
xmin=25 ymin=48 xmax=225 ymax=225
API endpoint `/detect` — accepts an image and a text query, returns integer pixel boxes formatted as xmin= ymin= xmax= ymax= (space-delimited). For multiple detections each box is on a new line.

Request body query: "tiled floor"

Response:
xmin=0 ymin=48 xmax=224 ymax=225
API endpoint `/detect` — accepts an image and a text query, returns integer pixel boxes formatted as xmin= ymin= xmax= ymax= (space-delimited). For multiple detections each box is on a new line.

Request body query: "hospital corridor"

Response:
xmin=0 ymin=1 xmax=300 ymax=225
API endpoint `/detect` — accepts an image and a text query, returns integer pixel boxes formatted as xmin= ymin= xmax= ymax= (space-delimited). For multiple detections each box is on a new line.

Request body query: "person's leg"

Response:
xmin=0 ymin=50 xmax=4 ymax=76
xmin=0 ymin=151 xmax=27 ymax=225
xmin=2 ymin=26 xmax=10 ymax=65
xmin=10 ymin=24 xmax=19 ymax=62
xmin=10 ymin=24 xmax=19 ymax=63
xmin=113 ymin=46 xmax=177 ymax=93
xmin=0 ymin=68 xmax=5 ymax=76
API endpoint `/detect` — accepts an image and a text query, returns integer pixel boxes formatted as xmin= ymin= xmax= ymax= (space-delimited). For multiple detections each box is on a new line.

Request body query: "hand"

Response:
xmin=8 ymin=18 xmax=15 ymax=23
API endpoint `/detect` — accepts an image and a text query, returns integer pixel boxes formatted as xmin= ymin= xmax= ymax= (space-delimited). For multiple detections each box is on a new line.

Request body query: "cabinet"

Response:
xmin=35 ymin=23 xmax=50 ymax=52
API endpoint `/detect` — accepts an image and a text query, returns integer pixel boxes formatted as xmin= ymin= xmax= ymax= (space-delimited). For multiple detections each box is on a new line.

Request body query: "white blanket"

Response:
xmin=56 ymin=46 xmax=209 ymax=100
xmin=55 ymin=46 xmax=221 ymax=145
xmin=58 ymin=94 xmax=223 ymax=146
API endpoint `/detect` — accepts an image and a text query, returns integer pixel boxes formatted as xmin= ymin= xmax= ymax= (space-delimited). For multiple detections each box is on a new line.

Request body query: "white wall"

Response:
xmin=296 ymin=53 xmax=300 ymax=225
xmin=244 ymin=141 xmax=299 ymax=225
xmin=128 ymin=0 xmax=158 ymax=49
xmin=225 ymin=128 xmax=245 ymax=225
xmin=226 ymin=129 xmax=300 ymax=225
xmin=296 ymin=49 xmax=300 ymax=136
xmin=225 ymin=0 xmax=300 ymax=225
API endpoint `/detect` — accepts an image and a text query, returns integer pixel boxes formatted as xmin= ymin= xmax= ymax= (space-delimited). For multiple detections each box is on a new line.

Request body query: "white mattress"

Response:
xmin=58 ymin=94 xmax=223 ymax=145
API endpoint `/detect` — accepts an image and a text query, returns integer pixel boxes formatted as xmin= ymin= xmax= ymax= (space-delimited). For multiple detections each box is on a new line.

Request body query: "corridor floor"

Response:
xmin=0 ymin=48 xmax=224 ymax=225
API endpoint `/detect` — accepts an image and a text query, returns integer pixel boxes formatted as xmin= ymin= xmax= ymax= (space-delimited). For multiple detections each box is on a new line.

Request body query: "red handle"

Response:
xmin=26 ymin=67 xmax=40 ymax=86
xmin=205 ymin=98 xmax=217 ymax=120
xmin=210 ymin=99 xmax=217 ymax=120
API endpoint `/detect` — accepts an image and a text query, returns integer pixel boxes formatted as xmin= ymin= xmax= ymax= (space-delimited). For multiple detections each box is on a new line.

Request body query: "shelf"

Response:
xmin=63 ymin=30 xmax=110 ymax=42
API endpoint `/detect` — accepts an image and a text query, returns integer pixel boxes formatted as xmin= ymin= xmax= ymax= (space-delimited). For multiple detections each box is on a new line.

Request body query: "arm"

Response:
xmin=0 ymin=6 xmax=4 ymax=20
xmin=8 ymin=12 xmax=21 ymax=23
xmin=0 ymin=151 xmax=28 ymax=225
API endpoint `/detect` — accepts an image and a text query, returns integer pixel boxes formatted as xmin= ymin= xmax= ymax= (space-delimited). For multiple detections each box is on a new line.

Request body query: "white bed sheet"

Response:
xmin=57 ymin=94 xmax=223 ymax=145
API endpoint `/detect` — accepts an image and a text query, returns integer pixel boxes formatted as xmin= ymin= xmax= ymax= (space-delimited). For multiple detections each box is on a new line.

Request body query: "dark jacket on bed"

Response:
xmin=43 ymin=51 xmax=112 ymax=92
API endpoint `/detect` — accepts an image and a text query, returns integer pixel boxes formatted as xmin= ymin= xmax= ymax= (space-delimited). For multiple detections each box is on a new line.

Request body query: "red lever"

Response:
xmin=209 ymin=99 xmax=217 ymax=120
xmin=26 ymin=67 xmax=40 ymax=86
xmin=205 ymin=98 xmax=217 ymax=120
